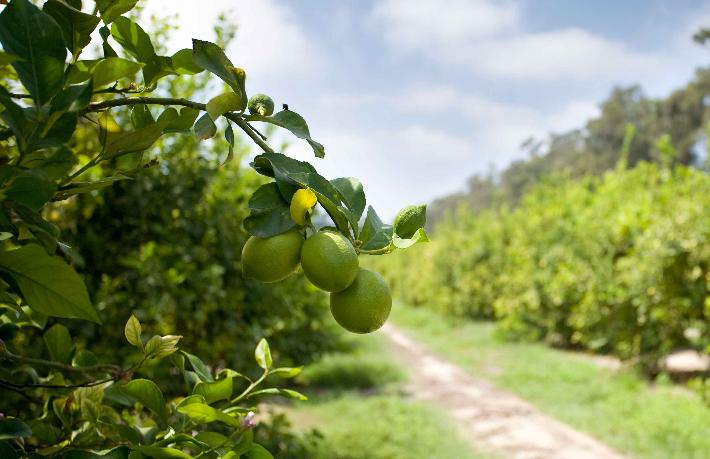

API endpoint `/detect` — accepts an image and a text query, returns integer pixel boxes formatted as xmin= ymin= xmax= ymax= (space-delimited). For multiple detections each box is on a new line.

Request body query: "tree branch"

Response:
xmin=81 ymin=97 xmax=275 ymax=153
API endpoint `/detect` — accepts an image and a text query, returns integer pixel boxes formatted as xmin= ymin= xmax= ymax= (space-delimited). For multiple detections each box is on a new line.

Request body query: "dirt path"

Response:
xmin=382 ymin=324 xmax=628 ymax=459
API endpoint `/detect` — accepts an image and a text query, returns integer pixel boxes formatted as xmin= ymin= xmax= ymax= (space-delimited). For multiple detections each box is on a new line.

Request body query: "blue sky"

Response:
xmin=144 ymin=0 xmax=710 ymax=219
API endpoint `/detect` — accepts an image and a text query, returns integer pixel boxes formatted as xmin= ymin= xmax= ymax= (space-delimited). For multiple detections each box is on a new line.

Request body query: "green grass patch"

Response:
xmin=390 ymin=302 xmax=710 ymax=459
xmin=298 ymin=334 xmax=405 ymax=390
xmin=291 ymin=395 xmax=489 ymax=459
xmin=280 ymin=331 xmax=493 ymax=459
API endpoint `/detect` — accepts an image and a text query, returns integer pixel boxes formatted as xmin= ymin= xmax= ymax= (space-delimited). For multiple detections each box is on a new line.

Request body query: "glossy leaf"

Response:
xmin=43 ymin=0 xmax=100 ymax=58
xmin=0 ymin=0 xmax=67 ymax=106
xmin=43 ymin=323 xmax=73 ymax=364
xmin=110 ymin=16 xmax=155 ymax=62
xmin=182 ymin=351 xmax=213 ymax=382
xmin=143 ymin=54 xmax=176 ymax=87
xmin=247 ymin=444 xmax=274 ymax=459
xmin=67 ymin=58 xmax=143 ymax=88
xmin=157 ymin=107 xmax=199 ymax=132
xmin=176 ymin=402 xmax=240 ymax=427
xmin=191 ymin=39 xmax=246 ymax=107
xmin=360 ymin=206 xmax=393 ymax=251
xmin=131 ymin=104 xmax=155 ymax=129
xmin=194 ymin=113 xmax=217 ymax=140
xmin=95 ymin=0 xmax=138 ymax=24
xmin=192 ymin=377 xmax=233 ymax=404
xmin=54 ymin=175 xmax=131 ymax=200
xmin=247 ymin=110 xmax=324 ymax=158
xmin=243 ymin=182 xmax=295 ymax=238
xmin=251 ymin=153 xmax=350 ymax=235
xmin=120 ymin=379 xmax=167 ymax=423
xmin=0 ymin=418 xmax=32 ymax=441
xmin=4 ymin=175 xmax=56 ymax=210
xmin=124 ymin=314 xmax=143 ymax=350
xmin=269 ymin=366 xmax=303 ymax=378
xmin=331 ymin=177 xmax=366 ymax=222
xmin=103 ymin=121 xmax=166 ymax=158
xmin=224 ymin=122 xmax=235 ymax=163
xmin=0 ymin=244 xmax=100 ymax=322
xmin=171 ymin=48 xmax=203 ymax=74
xmin=255 ymin=338 xmax=272 ymax=370
xmin=390 ymin=227 xmax=429 ymax=249
xmin=136 ymin=446 xmax=191 ymax=459
xmin=247 ymin=388 xmax=307 ymax=401
xmin=206 ymin=92 xmax=242 ymax=120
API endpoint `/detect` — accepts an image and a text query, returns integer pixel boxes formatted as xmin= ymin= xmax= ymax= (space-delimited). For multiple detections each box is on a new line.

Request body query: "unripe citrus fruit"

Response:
xmin=330 ymin=269 xmax=392 ymax=334
xmin=300 ymin=231 xmax=359 ymax=292
xmin=241 ymin=229 xmax=303 ymax=283
xmin=248 ymin=94 xmax=275 ymax=116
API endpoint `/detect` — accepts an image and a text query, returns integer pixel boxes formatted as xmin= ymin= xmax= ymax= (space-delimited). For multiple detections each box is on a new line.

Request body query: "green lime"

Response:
xmin=241 ymin=229 xmax=303 ymax=283
xmin=301 ymin=231 xmax=359 ymax=292
xmin=248 ymin=93 xmax=275 ymax=116
xmin=330 ymin=269 xmax=392 ymax=334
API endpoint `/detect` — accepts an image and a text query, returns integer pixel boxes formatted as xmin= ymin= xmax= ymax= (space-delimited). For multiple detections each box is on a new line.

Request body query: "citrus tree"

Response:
xmin=0 ymin=0 xmax=428 ymax=457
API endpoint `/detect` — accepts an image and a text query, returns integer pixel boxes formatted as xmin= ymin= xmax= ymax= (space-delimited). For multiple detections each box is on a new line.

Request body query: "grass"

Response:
xmin=282 ymin=333 xmax=495 ymax=459
xmin=390 ymin=302 xmax=710 ymax=459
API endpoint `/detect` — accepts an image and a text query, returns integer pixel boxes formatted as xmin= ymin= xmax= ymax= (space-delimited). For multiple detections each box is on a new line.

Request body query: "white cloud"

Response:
xmin=369 ymin=0 xmax=664 ymax=83
xmin=471 ymin=28 xmax=663 ymax=80
xmin=141 ymin=0 xmax=324 ymax=83
xmin=371 ymin=0 xmax=518 ymax=49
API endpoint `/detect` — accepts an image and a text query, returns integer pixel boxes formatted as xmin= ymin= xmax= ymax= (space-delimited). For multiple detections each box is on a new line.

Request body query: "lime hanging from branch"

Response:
xmin=241 ymin=229 xmax=304 ymax=283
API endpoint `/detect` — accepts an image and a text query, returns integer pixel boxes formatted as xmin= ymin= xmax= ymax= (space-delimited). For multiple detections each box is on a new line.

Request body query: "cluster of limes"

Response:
xmin=240 ymin=229 xmax=392 ymax=334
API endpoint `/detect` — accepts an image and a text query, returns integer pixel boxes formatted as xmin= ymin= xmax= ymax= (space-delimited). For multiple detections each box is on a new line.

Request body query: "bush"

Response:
xmin=373 ymin=162 xmax=710 ymax=369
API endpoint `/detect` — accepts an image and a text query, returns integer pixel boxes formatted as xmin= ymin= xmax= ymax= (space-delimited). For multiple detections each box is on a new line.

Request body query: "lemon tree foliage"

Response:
xmin=374 ymin=158 xmax=710 ymax=372
xmin=0 ymin=0 xmax=426 ymax=456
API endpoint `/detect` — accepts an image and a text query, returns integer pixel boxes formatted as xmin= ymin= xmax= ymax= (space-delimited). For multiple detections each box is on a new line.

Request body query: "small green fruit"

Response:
xmin=330 ymin=269 xmax=392 ymax=334
xmin=301 ymin=231 xmax=359 ymax=292
xmin=248 ymin=94 xmax=275 ymax=117
xmin=241 ymin=229 xmax=303 ymax=283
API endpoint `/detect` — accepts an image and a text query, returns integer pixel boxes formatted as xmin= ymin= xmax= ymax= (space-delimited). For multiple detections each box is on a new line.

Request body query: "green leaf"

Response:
xmin=247 ymin=110 xmax=324 ymax=158
xmin=360 ymin=206 xmax=393 ymax=251
xmin=269 ymin=366 xmax=303 ymax=378
xmin=243 ymin=182 xmax=295 ymax=238
xmin=50 ymin=80 xmax=93 ymax=114
xmin=247 ymin=388 xmax=307 ymax=401
xmin=143 ymin=54 xmax=176 ymax=87
xmin=157 ymin=107 xmax=199 ymax=132
xmin=3 ymin=176 xmax=56 ymax=210
xmin=136 ymin=446 xmax=191 ymax=459
xmin=0 ymin=442 xmax=18 ymax=459
xmin=43 ymin=323 xmax=73 ymax=364
xmin=110 ymin=16 xmax=155 ymax=63
xmin=231 ymin=430 xmax=254 ymax=456
xmin=103 ymin=121 xmax=166 ymax=158
xmin=182 ymin=351 xmax=213 ymax=382
xmin=206 ymin=92 xmax=243 ymax=120
xmin=0 ymin=418 xmax=32 ymax=441
xmin=120 ymin=379 xmax=167 ymax=423
xmin=131 ymin=104 xmax=155 ymax=129
xmin=72 ymin=349 xmax=99 ymax=368
xmin=191 ymin=39 xmax=246 ymax=107
xmin=251 ymin=153 xmax=350 ymax=235
xmin=224 ymin=122 xmax=235 ymax=163
xmin=176 ymin=401 xmax=241 ymax=427
xmin=192 ymin=377 xmax=233 ymax=404
xmin=171 ymin=48 xmax=203 ymax=75
xmin=193 ymin=113 xmax=217 ymax=140
xmin=255 ymin=338 xmax=272 ymax=370
xmin=95 ymin=0 xmax=138 ymax=24
xmin=54 ymin=175 xmax=130 ymax=200
xmin=393 ymin=204 xmax=427 ymax=239
xmin=124 ymin=314 xmax=143 ymax=350
xmin=0 ymin=244 xmax=99 ymax=322
xmin=247 ymin=444 xmax=274 ymax=459
xmin=0 ymin=51 xmax=21 ymax=66
xmin=390 ymin=227 xmax=428 ymax=250
xmin=67 ymin=58 xmax=143 ymax=88
xmin=43 ymin=0 xmax=100 ymax=59
xmin=144 ymin=334 xmax=181 ymax=358
xmin=0 ymin=0 xmax=67 ymax=106
xmin=331 ymin=177 xmax=366 ymax=236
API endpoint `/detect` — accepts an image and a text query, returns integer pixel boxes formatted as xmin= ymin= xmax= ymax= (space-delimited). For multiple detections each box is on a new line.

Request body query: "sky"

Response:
xmin=143 ymin=0 xmax=710 ymax=219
